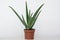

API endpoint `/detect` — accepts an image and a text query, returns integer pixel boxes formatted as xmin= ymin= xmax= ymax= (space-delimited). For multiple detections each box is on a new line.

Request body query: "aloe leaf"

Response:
xmin=28 ymin=10 xmax=31 ymax=24
xmin=29 ymin=10 xmax=33 ymax=17
xmin=22 ymin=15 xmax=26 ymax=24
xmin=31 ymin=13 xmax=33 ymax=17
xmin=29 ymin=10 xmax=30 ymax=15
xmin=30 ymin=11 xmax=41 ymax=29
xmin=9 ymin=6 xmax=22 ymax=20
xmin=9 ymin=6 xmax=27 ymax=28
xmin=26 ymin=2 xmax=29 ymax=24
xmin=22 ymin=15 xmax=27 ymax=29
xmin=33 ymin=3 xmax=44 ymax=18
xmin=30 ymin=3 xmax=44 ymax=27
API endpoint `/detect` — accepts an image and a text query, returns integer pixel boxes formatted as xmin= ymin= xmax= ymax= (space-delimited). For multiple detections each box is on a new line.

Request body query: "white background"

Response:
xmin=0 ymin=0 xmax=60 ymax=39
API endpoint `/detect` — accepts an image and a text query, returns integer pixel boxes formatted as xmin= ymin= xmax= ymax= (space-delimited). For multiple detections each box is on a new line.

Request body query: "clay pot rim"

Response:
xmin=24 ymin=29 xmax=35 ymax=30
xmin=24 ymin=29 xmax=35 ymax=32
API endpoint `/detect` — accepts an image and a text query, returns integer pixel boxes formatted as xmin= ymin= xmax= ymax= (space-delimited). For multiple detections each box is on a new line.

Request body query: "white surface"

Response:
xmin=0 ymin=37 xmax=60 ymax=40
xmin=0 ymin=0 xmax=60 ymax=39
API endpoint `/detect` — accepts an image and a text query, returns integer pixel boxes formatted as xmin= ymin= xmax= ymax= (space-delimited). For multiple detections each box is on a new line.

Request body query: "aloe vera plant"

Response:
xmin=9 ymin=2 xmax=44 ymax=30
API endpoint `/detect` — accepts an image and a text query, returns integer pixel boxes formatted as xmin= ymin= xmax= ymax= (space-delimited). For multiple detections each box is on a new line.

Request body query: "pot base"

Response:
xmin=24 ymin=29 xmax=35 ymax=39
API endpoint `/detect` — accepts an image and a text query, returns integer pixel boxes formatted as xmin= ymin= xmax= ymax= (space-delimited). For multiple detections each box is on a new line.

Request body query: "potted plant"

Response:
xmin=9 ymin=2 xmax=44 ymax=39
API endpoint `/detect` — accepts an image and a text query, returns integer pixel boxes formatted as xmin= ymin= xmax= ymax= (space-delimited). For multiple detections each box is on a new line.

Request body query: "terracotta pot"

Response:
xmin=24 ymin=29 xmax=35 ymax=39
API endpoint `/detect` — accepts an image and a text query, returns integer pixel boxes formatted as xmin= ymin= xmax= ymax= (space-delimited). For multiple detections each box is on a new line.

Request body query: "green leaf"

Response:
xmin=25 ymin=2 xmax=29 ymax=24
xmin=28 ymin=10 xmax=31 ymax=24
xmin=30 ymin=11 xmax=41 ymax=29
xmin=22 ymin=15 xmax=27 ymax=29
xmin=9 ymin=6 xmax=27 ymax=28
xmin=30 ymin=3 xmax=44 ymax=29
xmin=33 ymin=3 xmax=44 ymax=18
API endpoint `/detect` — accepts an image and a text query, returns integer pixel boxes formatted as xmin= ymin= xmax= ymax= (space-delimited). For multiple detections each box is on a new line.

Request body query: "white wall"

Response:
xmin=0 ymin=0 xmax=60 ymax=39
